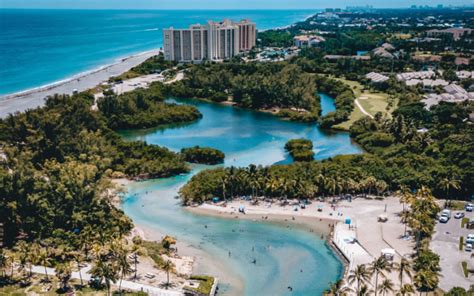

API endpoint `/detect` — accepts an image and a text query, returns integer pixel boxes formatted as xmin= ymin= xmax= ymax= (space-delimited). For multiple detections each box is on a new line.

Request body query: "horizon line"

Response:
xmin=2 ymin=6 xmax=472 ymax=11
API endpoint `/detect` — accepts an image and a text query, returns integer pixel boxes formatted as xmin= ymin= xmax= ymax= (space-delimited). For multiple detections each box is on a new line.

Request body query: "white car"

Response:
xmin=466 ymin=244 xmax=473 ymax=252
xmin=439 ymin=215 xmax=449 ymax=223
xmin=466 ymin=234 xmax=474 ymax=244
xmin=465 ymin=203 xmax=474 ymax=212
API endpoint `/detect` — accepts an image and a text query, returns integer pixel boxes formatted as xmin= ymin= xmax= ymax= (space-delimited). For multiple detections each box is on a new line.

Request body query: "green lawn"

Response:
xmin=332 ymin=78 xmax=394 ymax=130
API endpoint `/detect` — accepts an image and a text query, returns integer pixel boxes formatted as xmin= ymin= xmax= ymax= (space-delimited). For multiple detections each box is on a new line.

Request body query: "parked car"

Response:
xmin=465 ymin=203 xmax=474 ymax=212
xmin=466 ymin=234 xmax=474 ymax=244
xmin=439 ymin=216 xmax=449 ymax=223
xmin=439 ymin=209 xmax=451 ymax=223
xmin=454 ymin=212 xmax=465 ymax=219
xmin=465 ymin=244 xmax=473 ymax=252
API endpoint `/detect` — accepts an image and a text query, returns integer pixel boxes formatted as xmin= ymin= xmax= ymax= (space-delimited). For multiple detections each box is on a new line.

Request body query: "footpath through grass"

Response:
xmin=332 ymin=78 xmax=396 ymax=130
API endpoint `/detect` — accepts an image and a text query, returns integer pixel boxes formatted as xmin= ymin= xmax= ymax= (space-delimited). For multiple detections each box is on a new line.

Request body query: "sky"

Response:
xmin=1 ymin=0 xmax=473 ymax=9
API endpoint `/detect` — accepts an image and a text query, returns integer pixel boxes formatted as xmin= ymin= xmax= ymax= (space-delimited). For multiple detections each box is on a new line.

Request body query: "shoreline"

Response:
xmin=112 ymin=178 xmax=245 ymax=295
xmin=0 ymin=9 xmax=318 ymax=118
xmin=0 ymin=49 xmax=160 ymax=118
xmin=187 ymin=201 xmax=338 ymax=236
xmin=184 ymin=196 xmax=415 ymax=290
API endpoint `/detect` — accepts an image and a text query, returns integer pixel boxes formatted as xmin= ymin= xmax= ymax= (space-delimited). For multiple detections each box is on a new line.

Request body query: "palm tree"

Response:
xmin=55 ymin=262 xmax=72 ymax=292
xmin=315 ymin=174 xmax=326 ymax=197
xmin=375 ymin=180 xmax=388 ymax=196
xmin=360 ymin=284 xmax=375 ymax=296
xmin=265 ymin=176 xmax=280 ymax=197
xmin=162 ymin=260 xmax=173 ymax=289
xmin=439 ymin=177 xmax=460 ymax=205
xmin=250 ymin=178 xmax=261 ymax=203
xmin=36 ymin=247 xmax=52 ymax=282
xmin=326 ymin=279 xmax=353 ymax=295
xmin=91 ymin=259 xmax=118 ymax=296
xmin=14 ymin=240 xmax=30 ymax=282
xmin=364 ymin=176 xmax=377 ymax=196
xmin=325 ymin=177 xmax=337 ymax=197
xmin=400 ymin=210 xmax=411 ymax=238
xmin=369 ymin=257 xmax=392 ymax=296
xmin=27 ymin=243 xmax=40 ymax=278
xmin=131 ymin=236 xmax=142 ymax=280
xmin=378 ymin=279 xmax=395 ymax=296
xmin=394 ymin=257 xmax=413 ymax=289
xmin=115 ymin=245 xmax=131 ymax=293
xmin=396 ymin=284 xmax=415 ymax=296
xmin=220 ymin=174 xmax=228 ymax=200
xmin=348 ymin=264 xmax=372 ymax=295
xmin=413 ymin=270 xmax=439 ymax=295
xmin=71 ymin=251 xmax=85 ymax=286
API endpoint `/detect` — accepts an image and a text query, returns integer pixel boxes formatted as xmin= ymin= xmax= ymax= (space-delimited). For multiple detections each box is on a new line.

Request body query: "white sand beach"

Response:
xmin=111 ymin=178 xmax=244 ymax=296
xmin=0 ymin=49 xmax=160 ymax=118
xmin=190 ymin=196 xmax=416 ymax=290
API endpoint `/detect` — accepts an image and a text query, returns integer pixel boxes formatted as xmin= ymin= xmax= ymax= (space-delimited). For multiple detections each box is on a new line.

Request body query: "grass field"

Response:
xmin=332 ymin=78 xmax=395 ymax=130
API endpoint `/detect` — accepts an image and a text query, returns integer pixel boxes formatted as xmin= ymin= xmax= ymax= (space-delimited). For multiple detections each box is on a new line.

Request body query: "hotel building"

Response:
xmin=163 ymin=19 xmax=256 ymax=62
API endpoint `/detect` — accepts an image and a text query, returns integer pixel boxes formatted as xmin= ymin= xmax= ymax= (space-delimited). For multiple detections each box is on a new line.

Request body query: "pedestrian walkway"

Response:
xmin=30 ymin=264 xmax=183 ymax=296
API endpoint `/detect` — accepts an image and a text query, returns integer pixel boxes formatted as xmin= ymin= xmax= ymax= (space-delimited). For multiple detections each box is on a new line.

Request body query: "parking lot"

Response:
xmin=431 ymin=206 xmax=474 ymax=291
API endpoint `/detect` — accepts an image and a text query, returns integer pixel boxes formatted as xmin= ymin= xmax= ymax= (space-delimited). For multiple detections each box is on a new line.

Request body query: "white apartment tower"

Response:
xmin=163 ymin=19 xmax=256 ymax=62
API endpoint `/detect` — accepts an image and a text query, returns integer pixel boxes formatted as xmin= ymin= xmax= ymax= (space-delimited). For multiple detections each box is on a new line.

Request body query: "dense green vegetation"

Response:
xmin=284 ymin=139 xmax=314 ymax=162
xmin=315 ymin=76 xmax=356 ymax=128
xmin=0 ymin=93 xmax=192 ymax=247
xmin=98 ymin=83 xmax=201 ymax=129
xmin=179 ymin=156 xmax=391 ymax=204
xmin=167 ymin=62 xmax=321 ymax=122
xmin=109 ymin=54 xmax=177 ymax=82
xmin=350 ymin=101 xmax=473 ymax=198
xmin=180 ymin=100 xmax=473 ymax=204
xmin=180 ymin=146 xmax=225 ymax=165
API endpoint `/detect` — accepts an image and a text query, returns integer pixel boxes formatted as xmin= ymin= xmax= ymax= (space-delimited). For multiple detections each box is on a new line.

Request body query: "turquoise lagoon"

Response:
xmin=120 ymin=96 xmax=362 ymax=295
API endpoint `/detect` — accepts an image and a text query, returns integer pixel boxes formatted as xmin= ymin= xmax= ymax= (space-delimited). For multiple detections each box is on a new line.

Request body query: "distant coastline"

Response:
xmin=0 ymin=9 xmax=316 ymax=101
xmin=1 ymin=49 xmax=160 ymax=100
xmin=0 ymin=50 xmax=160 ymax=117
xmin=0 ymin=10 xmax=316 ymax=117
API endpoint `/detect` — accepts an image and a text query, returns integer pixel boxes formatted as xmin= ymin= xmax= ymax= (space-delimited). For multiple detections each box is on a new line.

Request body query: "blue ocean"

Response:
xmin=0 ymin=9 xmax=316 ymax=96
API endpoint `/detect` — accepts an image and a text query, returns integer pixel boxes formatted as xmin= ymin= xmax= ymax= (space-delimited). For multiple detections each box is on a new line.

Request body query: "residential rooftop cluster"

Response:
xmin=293 ymin=35 xmax=325 ymax=48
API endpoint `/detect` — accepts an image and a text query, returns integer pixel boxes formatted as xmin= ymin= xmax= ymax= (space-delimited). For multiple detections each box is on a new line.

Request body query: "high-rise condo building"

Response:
xmin=163 ymin=19 xmax=256 ymax=62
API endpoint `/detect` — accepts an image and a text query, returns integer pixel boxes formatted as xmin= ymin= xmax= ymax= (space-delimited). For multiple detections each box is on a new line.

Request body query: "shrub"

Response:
xmin=461 ymin=218 xmax=469 ymax=228
xmin=460 ymin=236 xmax=464 ymax=251
xmin=285 ymin=139 xmax=314 ymax=161
xmin=184 ymin=276 xmax=215 ymax=295
xmin=461 ymin=261 xmax=468 ymax=278
xmin=180 ymin=146 xmax=225 ymax=165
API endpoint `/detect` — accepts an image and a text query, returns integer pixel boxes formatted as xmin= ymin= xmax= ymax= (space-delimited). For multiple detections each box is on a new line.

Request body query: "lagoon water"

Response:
xmin=121 ymin=96 xmax=362 ymax=295
xmin=0 ymin=9 xmax=316 ymax=95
